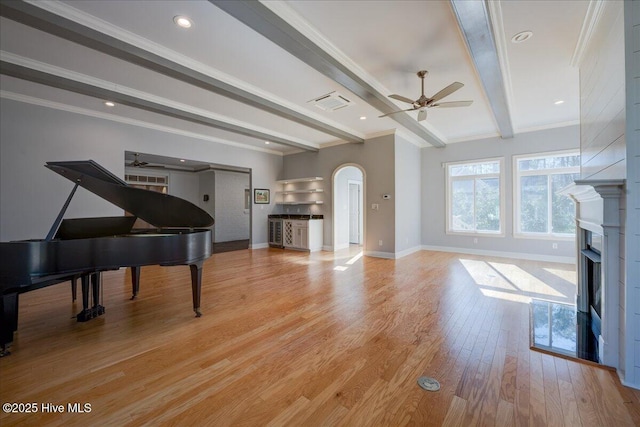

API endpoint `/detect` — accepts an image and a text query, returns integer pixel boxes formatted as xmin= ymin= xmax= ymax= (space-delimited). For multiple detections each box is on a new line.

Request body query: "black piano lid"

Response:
xmin=46 ymin=160 xmax=214 ymax=228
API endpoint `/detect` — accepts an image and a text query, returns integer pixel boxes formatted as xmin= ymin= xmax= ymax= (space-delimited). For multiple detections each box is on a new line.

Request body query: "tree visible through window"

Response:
xmin=515 ymin=151 xmax=579 ymax=237
xmin=447 ymin=158 xmax=503 ymax=234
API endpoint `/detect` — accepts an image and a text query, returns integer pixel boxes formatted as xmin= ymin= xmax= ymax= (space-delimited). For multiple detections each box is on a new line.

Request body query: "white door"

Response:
xmin=349 ymin=183 xmax=360 ymax=244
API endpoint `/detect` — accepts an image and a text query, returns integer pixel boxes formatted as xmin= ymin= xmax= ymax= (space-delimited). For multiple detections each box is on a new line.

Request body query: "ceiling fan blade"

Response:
xmin=417 ymin=110 xmax=427 ymax=121
xmin=378 ymin=107 xmax=417 ymax=118
xmin=388 ymin=94 xmax=416 ymax=104
xmin=429 ymin=82 xmax=464 ymax=103
xmin=431 ymin=100 xmax=473 ymax=108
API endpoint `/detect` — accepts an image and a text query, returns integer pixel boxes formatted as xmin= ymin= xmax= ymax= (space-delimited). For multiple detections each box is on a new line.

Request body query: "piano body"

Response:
xmin=0 ymin=160 xmax=213 ymax=356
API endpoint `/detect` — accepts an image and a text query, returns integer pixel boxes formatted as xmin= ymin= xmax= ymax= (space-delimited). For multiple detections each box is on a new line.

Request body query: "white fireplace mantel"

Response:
xmin=561 ymin=179 xmax=625 ymax=367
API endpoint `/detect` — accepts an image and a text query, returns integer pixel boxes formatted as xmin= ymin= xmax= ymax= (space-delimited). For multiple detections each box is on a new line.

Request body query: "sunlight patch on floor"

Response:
xmin=543 ymin=267 xmax=577 ymax=285
xmin=459 ymin=259 xmax=519 ymax=292
xmin=480 ymin=288 xmax=532 ymax=303
xmin=332 ymin=251 xmax=364 ymax=272
xmin=460 ymin=258 xmax=566 ymax=302
xmin=489 ymin=262 xmax=564 ymax=297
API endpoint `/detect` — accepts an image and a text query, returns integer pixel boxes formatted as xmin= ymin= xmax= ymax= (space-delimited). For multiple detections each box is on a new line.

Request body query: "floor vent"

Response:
xmin=417 ymin=376 xmax=440 ymax=392
xmin=308 ymin=91 xmax=353 ymax=112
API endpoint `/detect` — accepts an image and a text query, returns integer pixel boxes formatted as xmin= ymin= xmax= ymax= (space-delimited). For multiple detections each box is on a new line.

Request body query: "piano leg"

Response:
xmin=77 ymin=273 xmax=106 ymax=322
xmin=71 ymin=276 xmax=77 ymax=301
xmin=0 ymin=293 xmax=18 ymax=357
xmin=130 ymin=266 xmax=141 ymax=300
xmin=77 ymin=275 xmax=92 ymax=322
xmin=91 ymin=272 xmax=105 ymax=318
xmin=189 ymin=262 xmax=203 ymax=317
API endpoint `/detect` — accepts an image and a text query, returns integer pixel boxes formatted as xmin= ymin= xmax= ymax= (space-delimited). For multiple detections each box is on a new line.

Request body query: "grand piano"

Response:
xmin=0 ymin=160 xmax=213 ymax=356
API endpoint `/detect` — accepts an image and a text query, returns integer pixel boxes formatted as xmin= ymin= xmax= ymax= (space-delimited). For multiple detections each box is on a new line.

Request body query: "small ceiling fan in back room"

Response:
xmin=379 ymin=70 xmax=473 ymax=121
xmin=127 ymin=153 xmax=149 ymax=168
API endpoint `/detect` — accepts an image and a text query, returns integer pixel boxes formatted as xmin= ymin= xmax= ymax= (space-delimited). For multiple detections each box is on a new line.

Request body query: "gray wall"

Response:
xmin=213 ymin=170 xmax=250 ymax=242
xmin=394 ymin=136 xmax=422 ymax=254
xmin=421 ymin=125 xmax=580 ymax=260
xmin=283 ymin=134 xmax=395 ymax=255
xmin=0 ymin=98 xmax=283 ymax=245
xmin=198 ymin=171 xmax=216 ymax=237
xmin=624 ymin=0 xmax=640 ymax=388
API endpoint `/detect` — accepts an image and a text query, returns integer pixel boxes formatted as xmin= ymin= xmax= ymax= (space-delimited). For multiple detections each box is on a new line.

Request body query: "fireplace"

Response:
xmin=561 ymin=179 xmax=624 ymax=368
xmin=581 ymin=229 xmax=602 ymax=356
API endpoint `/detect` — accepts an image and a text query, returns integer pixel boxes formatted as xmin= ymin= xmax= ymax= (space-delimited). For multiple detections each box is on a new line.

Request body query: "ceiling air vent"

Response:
xmin=308 ymin=91 xmax=354 ymax=112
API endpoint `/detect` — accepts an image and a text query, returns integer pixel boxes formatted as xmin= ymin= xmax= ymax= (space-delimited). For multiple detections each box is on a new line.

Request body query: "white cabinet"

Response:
xmin=283 ymin=219 xmax=323 ymax=252
xmin=276 ymin=177 xmax=324 ymax=205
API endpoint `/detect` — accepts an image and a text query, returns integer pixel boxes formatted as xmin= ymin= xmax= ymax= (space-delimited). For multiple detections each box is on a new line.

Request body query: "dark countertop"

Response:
xmin=268 ymin=214 xmax=323 ymax=219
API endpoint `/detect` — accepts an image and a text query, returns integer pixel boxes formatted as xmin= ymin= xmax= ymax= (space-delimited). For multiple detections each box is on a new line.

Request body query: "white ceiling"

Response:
xmin=0 ymin=0 xmax=589 ymax=155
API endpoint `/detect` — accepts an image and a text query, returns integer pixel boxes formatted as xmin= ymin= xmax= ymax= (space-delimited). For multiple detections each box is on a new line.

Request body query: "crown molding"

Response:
xmin=570 ymin=0 xmax=606 ymax=67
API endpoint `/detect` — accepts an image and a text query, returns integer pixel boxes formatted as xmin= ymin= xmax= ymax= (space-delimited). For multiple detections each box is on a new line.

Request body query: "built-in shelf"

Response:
xmin=276 ymin=189 xmax=324 ymax=195
xmin=276 ymin=177 xmax=324 ymax=206
xmin=277 ymin=201 xmax=324 ymax=205
xmin=276 ymin=177 xmax=323 ymax=184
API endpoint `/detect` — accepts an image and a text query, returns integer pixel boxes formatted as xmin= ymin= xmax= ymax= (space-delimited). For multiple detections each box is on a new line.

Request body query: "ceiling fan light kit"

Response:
xmin=380 ymin=70 xmax=473 ymax=121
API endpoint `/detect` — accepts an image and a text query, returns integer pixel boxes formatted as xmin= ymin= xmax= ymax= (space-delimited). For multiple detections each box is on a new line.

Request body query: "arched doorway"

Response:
xmin=332 ymin=164 xmax=365 ymax=251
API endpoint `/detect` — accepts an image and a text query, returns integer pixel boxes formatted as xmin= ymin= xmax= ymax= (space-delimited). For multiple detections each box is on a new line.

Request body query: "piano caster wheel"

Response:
xmin=77 ymin=306 xmax=105 ymax=322
xmin=94 ymin=305 xmax=105 ymax=316
xmin=194 ymin=309 xmax=202 ymax=318
xmin=77 ymin=309 xmax=93 ymax=322
xmin=0 ymin=346 xmax=11 ymax=357
xmin=130 ymin=295 xmax=137 ymax=300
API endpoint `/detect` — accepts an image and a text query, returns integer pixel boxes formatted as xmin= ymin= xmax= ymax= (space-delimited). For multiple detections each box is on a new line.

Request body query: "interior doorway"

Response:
xmin=332 ymin=164 xmax=365 ymax=251
xmin=124 ymin=151 xmax=251 ymax=253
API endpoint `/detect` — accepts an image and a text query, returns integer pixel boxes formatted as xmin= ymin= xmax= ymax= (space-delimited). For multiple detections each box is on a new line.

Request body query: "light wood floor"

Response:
xmin=1 ymin=248 xmax=639 ymax=426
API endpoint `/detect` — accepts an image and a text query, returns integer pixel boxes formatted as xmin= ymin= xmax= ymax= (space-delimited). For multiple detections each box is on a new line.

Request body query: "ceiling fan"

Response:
xmin=127 ymin=153 xmax=149 ymax=167
xmin=380 ymin=70 xmax=473 ymax=121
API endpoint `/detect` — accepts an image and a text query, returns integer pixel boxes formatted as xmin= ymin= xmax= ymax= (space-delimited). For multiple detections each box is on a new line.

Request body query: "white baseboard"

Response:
xmin=322 ymin=245 xmax=334 ymax=251
xmin=364 ymin=250 xmax=395 ymax=259
xmin=394 ymin=246 xmax=423 ymax=259
xmin=420 ymin=245 xmax=576 ymax=264
xmin=250 ymin=243 xmax=269 ymax=250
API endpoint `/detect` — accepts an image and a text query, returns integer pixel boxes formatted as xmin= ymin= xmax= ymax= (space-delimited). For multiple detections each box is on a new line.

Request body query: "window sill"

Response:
xmin=514 ymin=233 xmax=575 ymax=241
xmin=446 ymin=230 xmax=505 ymax=238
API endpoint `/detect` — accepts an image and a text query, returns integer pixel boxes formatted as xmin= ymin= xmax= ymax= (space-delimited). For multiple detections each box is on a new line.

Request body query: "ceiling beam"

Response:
xmin=212 ymin=0 xmax=447 ymax=148
xmin=0 ymin=60 xmax=318 ymax=152
xmin=0 ymin=0 xmax=359 ymax=146
xmin=449 ymin=0 xmax=514 ymax=138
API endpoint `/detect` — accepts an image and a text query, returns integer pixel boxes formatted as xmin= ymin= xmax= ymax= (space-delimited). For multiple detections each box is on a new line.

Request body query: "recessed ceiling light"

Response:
xmin=360 ymin=116 xmax=367 ymax=120
xmin=511 ymin=31 xmax=533 ymax=43
xmin=104 ymin=101 xmax=115 ymax=107
xmin=554 ymin=100 xmax=565 ymax=105
xmin=264 ymin=141 xmax=270 ymax=145
xmin=173 ymin=16 xmax=192 ymax=29
xmin=179 ymin=159 xmax=186 ymax=163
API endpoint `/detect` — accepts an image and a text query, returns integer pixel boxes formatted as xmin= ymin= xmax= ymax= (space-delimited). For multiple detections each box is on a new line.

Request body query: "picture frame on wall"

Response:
xmin=254 ymin=188 xmax=270 ymax=204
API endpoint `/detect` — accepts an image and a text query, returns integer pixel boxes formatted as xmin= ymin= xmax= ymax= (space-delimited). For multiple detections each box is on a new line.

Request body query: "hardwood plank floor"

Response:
xmin=1 ymin=248 xmax=639 ymax=426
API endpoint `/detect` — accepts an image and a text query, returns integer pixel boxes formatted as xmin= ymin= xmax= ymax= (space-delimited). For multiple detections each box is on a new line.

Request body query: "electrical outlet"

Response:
xmin=552 ymin=243 xmax=558 ymax=249
xmin=372 ymin=203 xmax=379 ymax=210
xmin=473 ymin=238 xmax=478 ymax=244
xmin=379 ymin=240 xmax=383 ymax=246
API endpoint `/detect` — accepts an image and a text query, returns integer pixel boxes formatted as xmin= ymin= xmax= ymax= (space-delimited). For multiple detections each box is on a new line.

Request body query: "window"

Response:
xmin=514 ymin=151 xmax=579 ymax=238
xmin=446 ymin=158 xmax=504 ymax=235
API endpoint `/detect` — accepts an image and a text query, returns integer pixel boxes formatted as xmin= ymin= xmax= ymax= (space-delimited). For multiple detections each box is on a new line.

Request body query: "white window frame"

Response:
xmin=445 ymin=157 xmax=505 ymax=237
xmin=513 ymin=149 xmax=580 ymax=240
